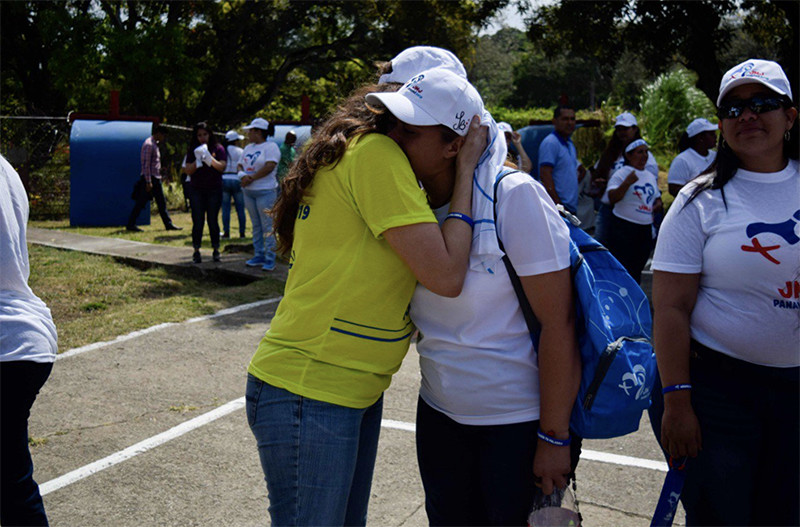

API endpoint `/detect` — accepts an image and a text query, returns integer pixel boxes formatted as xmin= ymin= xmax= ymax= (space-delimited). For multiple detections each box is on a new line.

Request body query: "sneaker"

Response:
xmin=262 ymin=255 xmax=276 ymax=272
xmin=246 ymin=255 xmax=267 ymax=267
xmin=165 ymin=224 xmax=183 ymax=231
xmin=126 ymin=225 xmax=143 ymax=232
xmin=192 ymin=250 xmax=202 ymax=264
xmin=212 ymin=250 xmax=221 ymax=262
xmin=221 ymin=233 xmax=230 ymax=239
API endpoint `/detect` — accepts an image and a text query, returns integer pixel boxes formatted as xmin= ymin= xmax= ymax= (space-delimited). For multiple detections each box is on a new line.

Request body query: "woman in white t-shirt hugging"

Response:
xmin=667 ymin=118 xmax=718 ymax=197
xmin=602 ymin=139 xmax=662 ymax=283
xmin=238 ymin=117 xmax=282 ymax=271
xmin=651 ymin=58 xmax=799 ymax=526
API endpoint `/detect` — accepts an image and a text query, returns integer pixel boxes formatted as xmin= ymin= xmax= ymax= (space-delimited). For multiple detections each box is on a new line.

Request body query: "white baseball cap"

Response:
xmin=615 ymin=112 xmax=638 ymax=127
xmin=366 ymin=68 xmax=484 ymax=137
xmin=717 ymin=59 xmax=793 ymax=106
xmin=686 ymin=118 xmax=717 ymax=138
xmin=625 ymin=138 xmax=648 ymax=154
xmin=379 ymin=46 xmax=467 ymax=85
xmin=243 ymin=117 xmax=269 ymax=130
xmin=497 ymin=122 xmax=513 ymax=133
xmin=225 ymin=130 xmax=244 ymax=141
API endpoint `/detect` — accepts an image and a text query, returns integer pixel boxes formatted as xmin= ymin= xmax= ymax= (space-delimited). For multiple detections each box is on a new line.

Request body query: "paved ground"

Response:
xmin=27 ymin=231 xmax=677 ymax=526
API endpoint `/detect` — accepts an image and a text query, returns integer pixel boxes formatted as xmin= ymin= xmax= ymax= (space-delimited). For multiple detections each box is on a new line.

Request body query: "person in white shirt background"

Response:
xmin=238 ymin=117 xmax=281 ymax=272
xmin=602 ymin=138 xmax=662 ymax=283
xmin=221 ymin=130 xmax=247 ymax=239
xmin=667 ymin=118 xmax=718 ymax=197
xmin=1 ymin=154 xmax=58 ymax=527
xmin=590 ymin=112 xmax=659 ymax=245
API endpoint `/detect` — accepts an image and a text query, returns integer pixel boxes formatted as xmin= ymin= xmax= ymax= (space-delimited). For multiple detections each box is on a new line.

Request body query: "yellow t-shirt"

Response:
xmin=248 ymin=134 xmax=436 ymax=408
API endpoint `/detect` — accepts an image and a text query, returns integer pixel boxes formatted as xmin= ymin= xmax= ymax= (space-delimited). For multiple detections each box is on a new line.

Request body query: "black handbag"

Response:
xmin=131 ymin=177 xmax=153 ymax=201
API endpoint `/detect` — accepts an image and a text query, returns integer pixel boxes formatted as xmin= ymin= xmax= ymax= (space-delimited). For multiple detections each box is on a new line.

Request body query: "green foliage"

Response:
xmin=1 ymin=0 xmax=506 ymax=128
xmin=638 ymin=67 xmax=716 ymax=153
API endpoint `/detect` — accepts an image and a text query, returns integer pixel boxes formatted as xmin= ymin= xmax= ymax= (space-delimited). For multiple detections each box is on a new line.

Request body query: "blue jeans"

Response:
xmin=243 ymin=188 xmax=277 ymax=261
xmin=221 ymin=178 xmax=246 ymax=237
xmin=649 ymin=342 xmax=799 ymax=526
xmin=246 ymin=375 xmax=382 ymax=526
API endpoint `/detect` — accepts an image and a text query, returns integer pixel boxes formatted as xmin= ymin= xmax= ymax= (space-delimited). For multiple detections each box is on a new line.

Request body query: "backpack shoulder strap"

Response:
xmin=493 ymin=168 xmax=543 ymax=344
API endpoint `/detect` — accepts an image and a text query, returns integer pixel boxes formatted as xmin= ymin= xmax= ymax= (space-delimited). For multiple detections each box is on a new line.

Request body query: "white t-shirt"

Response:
xmin=653 ymin=159 xmax=800 ymax=367
xmin=224 ymin=144 xmax=244 ymax=179
xmin=605 ymin=167 xmax=661 ymax=225
xmin=668 ymin=148 xmax=716 ymax=187
xmin=600 ymin=152 xmax=659 ymax=205
xmin=410 ymin=172 xmax=572 ymax=425
xmin=0 ymin=155 xmax=58 ymax=363
xmin=239 ymin=141 xmax=281 ymax=191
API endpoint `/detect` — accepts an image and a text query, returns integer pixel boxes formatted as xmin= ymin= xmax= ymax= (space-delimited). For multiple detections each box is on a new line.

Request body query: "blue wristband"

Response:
xmin=445 ymin=212 xmax=474 ymax=228
xmin=537 ymin=430 xmax=571 ymax=447
xmin=662 ymin=383 xmax=692 ymax=395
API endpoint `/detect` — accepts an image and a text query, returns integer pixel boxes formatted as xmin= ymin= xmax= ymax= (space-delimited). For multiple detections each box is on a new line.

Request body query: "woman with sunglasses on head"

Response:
xmin=651 ymin=59 xmax=799 ymax=526
xmin=246 ymin=68 xmax=487 ymax=527
xmin=602 ymin=139 xmax=662 ymax=284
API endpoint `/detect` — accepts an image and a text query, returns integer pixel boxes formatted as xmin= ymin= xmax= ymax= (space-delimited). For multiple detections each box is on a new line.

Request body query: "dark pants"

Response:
xmin=1 ymin=361 xmax=53 ymax=527
xmin=649 ymin=342 xmax=800 ymax=526
xmin=416 ymin=397 xmax=581 ymax=526
xmin=606 ymin=214 xmax=653 ymax=284
xmin=188 ymin=185 xmax=222 ymax=250
xmin=593 ymin=202 xmax=613 ymax=245
xmin=127 ymin=177 xmax=174 ymax=229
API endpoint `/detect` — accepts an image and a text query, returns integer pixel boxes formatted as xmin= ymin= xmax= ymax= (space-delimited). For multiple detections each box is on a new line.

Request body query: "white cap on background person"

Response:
xmin=225 ymin=130 xmax=244 ymax=141
xmin=686 ymin=118 xmax=718 ymax=138
xmin=366 ymin=68 xmax=484 ymax=137
xmin=379 ymin=46 xmax=467 ymax=85
xmin=717 ymin=58 xmax=792 ymax=106
xmin=243 ymin=117 xmax=269 ymax=130
xmin=615 ymin=112 xmax=638 ymax=127
xmin=497 ymin=122 xmax=513 ymax=134
xmin=625 ymin=138 xmax=648 ymax=153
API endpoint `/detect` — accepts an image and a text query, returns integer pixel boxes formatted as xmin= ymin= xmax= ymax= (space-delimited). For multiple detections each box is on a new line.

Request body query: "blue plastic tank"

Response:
xmin=70 ymin=120 xmax=153 ymax=226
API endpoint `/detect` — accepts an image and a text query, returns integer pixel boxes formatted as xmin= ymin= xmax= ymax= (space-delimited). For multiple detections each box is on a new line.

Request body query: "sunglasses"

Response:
xmin=717 ymin=96 xmax=786 ymax=119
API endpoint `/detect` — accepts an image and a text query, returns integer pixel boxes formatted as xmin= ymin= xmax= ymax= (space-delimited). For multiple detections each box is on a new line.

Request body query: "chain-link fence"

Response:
xmin=0 ymin=117 xmax=197 ymax=220
xmin=0 ymin=116 xmax=71 ymax=219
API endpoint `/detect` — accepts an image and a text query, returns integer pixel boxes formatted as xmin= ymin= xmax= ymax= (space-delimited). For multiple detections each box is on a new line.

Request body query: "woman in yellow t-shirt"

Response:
xmin=246 ymin=68 xmax=487 ymax=526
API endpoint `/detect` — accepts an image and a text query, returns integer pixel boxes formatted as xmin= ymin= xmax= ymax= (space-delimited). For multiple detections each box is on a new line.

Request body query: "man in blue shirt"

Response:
xmin=538 ymin=105 xmax=579 ymax=213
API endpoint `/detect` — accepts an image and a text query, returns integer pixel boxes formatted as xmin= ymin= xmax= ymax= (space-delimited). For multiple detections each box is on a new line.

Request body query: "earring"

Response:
xmin=786 ymin=130 xmax=791 ymax=141
xmin=721 ymin=138 xmax=728 ymax=149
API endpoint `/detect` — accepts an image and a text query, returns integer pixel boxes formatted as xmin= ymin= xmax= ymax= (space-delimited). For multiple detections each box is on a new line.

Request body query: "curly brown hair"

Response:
xmin=271 ymin=83 xmax=400 ymax=255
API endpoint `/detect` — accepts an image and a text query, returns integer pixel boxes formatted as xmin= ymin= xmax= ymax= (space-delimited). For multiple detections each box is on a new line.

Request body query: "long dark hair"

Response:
xmin=594 ymin=126 xmax=642 ymax=181
xmin=188 ymin=121 xmax=219 ymax=153
xmin=272 ymin=83 xmax=400 ymax=255
xmin=685 ymin=95 xmax=798 ymax=207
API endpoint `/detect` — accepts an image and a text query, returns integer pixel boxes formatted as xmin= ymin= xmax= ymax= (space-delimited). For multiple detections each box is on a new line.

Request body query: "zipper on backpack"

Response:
xmin=582 ymin=336 xmax=651 ymax=410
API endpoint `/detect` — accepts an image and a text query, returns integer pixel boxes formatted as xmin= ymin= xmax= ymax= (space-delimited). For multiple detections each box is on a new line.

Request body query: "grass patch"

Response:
xmin=30 ymin=210 xmax=252 ymax=251
xmin=28 ymin=245 xmax=284 ymax=351
xmin=29 ymin=436 xmax=49 ymax=447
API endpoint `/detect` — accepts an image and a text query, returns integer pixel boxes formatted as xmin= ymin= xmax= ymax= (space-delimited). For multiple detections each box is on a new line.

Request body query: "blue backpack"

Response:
xmin=493 ymin=169 xmax=657 ymax=439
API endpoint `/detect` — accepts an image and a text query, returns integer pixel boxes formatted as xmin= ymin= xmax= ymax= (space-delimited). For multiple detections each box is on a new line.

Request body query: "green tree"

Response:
xmin=1 ymin=0 xmax=506 ymax=127
xmin=638 ymin=67 xmax=716 ymax=152
xmin=526 ymin=1 xmax=797 ymax=104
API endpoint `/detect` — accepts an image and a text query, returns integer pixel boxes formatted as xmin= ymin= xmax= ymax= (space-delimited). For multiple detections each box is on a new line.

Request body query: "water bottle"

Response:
xmin=527 ymin=485 xmax=581 ymax=527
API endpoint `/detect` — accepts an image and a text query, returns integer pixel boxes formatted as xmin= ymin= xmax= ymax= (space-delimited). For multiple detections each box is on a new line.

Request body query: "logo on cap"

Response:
xmin=406 ymin=74 xmax=425 ymax=99
xmin=453 ymin=111 xmax=468 ymax=132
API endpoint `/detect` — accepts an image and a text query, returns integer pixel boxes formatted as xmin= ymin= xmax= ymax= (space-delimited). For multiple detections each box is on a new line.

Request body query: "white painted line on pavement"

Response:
xmin=382 ymin=419 xmax=668 ymax=472
xmin=40 ymin=405 xmax=665 ymax=496
xmin=57 ymin=297 xmax=282 ymax=360
xmin=381 ymin=418 xmax=416 ymax=432
xmin=39 ymin=397 xmax=246 ymax=496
